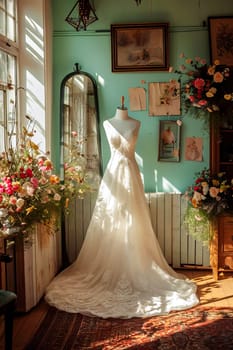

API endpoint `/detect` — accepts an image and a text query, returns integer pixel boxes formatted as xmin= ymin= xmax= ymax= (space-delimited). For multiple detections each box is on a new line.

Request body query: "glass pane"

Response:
xmin=0 ymin=0 xmax=16 ymax=41
xmin=0 ymin=9 xmax=5 ymax=36
xmin=0 ymin=90 xmax=4 ymax=123
xmin=0 ymin=125 xmax=4 ymax=153
xmin=7 ymin=0 xmax=14 ymax=16
xmin=0 ymin=50 xmax=7 ymax=84
xmin=0 ymin=89 xmax=5 ymax=153
xmin=8 ymin=53 xmax=16 ymax=86
xmin=7 ymin=15 xmax=15 ymax=41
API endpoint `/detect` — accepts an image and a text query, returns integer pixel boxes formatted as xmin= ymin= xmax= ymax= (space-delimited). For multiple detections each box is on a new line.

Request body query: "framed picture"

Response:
xmin=185 ymin=137 xmax=203 ymax=162
xmin=158 ymin=120 xmax=181 ymax=162
xmin=148 ymin=80 xmax=180 ymax=116
xmin=208 ymin=16 xmax=233 ymax=65
xmin=111 ymin=23 xmax=169 ymax=72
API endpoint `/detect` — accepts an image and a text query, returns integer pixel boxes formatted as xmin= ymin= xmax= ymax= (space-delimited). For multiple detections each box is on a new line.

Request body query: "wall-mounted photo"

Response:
xmin=158 ymin=120 xmax=181 ymax=162
xmin=148 ymin=80 xmax=180 ymax=116
xmin=208 ymin=16 xmax=233 ymax=65
xmin=111 ymin=23 xmax=169 ymax=72
xmin=185 ymin=137 xmax=203 ymax=161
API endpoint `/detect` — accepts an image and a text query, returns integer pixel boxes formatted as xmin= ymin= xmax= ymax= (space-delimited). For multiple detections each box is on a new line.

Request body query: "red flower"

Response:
xmin=26 ymin=168 xmax=33 ymax=178
xmin=194 ymin=78 xmax=205 ymax=89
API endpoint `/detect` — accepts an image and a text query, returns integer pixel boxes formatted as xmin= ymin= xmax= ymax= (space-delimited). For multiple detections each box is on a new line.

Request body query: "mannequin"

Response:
xmin=108 ymin=97 xmax=141 ymax=138
xmin=45 ymin=97 xmax=199 ymax=318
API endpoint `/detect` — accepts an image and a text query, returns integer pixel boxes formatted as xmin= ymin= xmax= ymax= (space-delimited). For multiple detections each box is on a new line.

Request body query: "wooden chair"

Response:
xmin=0 ymin=253 xmax=17 ymax=350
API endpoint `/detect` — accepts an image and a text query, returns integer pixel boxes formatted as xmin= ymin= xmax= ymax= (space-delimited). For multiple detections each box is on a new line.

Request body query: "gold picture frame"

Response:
xmin=111 ymin=23 xmax=169 ymax=72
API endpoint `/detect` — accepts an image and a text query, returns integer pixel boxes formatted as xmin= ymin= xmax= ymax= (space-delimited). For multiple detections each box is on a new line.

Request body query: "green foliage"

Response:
xmin=183 ymin=206 xmax=211 ymax=245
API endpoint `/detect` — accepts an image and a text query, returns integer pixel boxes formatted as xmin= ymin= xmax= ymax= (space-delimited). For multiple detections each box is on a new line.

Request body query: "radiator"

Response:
xmin=65 ymin=192 xmax=210 ymax=268
xmin=146 ymin=193 xmax=210 ymax=268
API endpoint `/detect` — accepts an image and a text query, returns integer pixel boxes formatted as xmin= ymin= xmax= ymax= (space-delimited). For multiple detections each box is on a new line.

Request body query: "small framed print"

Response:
xmin=111 ymin=22 xmax=169 ymax=72
xmin=208 ymin=16 xmax=233 ymax=65
xmin=158 ymin=120 xmax=181 ymax=162
xmin=149 ymin=80 xmax=180 ymax=116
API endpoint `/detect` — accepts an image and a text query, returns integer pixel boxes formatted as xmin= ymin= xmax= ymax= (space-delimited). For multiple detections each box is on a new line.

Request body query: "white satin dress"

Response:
xmin=45 ymin=118 xmax=199 ymax=319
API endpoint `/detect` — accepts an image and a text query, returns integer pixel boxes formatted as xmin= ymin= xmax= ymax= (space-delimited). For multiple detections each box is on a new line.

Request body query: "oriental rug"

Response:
xmin=26 ymin=306 xmax=233 ymax=349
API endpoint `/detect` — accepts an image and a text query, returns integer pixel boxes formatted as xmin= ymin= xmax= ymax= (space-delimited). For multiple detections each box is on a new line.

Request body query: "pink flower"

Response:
xmin=9 ymin=196 xmax=17 ymax=205
xmin=31 ymin=177 xmax=39 ymax=188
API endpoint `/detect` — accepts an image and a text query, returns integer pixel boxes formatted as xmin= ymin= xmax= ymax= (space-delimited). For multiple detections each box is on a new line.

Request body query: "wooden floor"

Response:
xmin=1 ymin=269 xmax=233 ymax=350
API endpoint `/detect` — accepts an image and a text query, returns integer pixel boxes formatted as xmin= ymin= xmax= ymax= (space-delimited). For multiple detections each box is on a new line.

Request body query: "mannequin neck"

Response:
xmin=114 ymin=108 xmax=129 ymax=120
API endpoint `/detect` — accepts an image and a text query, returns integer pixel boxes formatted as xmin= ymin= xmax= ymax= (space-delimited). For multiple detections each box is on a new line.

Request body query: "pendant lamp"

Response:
xmin=65 ymin=0 xmax=98 ymax=31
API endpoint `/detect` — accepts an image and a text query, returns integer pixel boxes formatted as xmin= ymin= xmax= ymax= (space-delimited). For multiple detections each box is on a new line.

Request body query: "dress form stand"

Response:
xmin=115 ymin=96 xmax=129 ymax=120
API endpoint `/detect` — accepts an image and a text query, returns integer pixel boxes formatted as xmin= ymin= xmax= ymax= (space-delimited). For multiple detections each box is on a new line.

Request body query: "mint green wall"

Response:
xmin=52 ymin=0 xmax=233 ymax=193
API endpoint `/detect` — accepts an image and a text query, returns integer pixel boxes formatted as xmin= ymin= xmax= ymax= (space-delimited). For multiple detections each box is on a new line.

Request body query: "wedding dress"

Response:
xmin=45 ymin=110 xmax=199 ymax=319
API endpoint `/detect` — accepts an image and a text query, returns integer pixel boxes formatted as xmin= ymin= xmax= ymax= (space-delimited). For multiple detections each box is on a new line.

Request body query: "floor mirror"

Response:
xmin=60 ymin=63 xmax=102 ymax=266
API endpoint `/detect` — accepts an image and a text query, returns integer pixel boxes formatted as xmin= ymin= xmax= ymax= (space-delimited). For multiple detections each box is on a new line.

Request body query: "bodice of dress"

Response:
xmin=103 ymin=119 xmax=139 ymax=160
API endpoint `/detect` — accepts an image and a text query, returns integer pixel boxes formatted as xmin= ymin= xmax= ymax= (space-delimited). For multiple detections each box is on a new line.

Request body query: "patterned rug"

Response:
xmin=26 ymin=306 xmax=233 ymax=349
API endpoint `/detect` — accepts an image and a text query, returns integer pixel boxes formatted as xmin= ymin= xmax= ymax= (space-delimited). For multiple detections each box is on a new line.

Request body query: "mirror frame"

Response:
xmin=60 ymin=63 xmax=102 ymax=180
xmin=59 ymin=63 xmax=102 ymax=267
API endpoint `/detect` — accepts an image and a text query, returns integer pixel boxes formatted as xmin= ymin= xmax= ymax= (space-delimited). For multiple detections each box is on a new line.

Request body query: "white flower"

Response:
xmin=0 ymin=208 xmax=8 ymax=218
xmin=16 ymin=198 xmax=25 ymax=209
xmin=209 ymin=186 xmax=220 ymax=198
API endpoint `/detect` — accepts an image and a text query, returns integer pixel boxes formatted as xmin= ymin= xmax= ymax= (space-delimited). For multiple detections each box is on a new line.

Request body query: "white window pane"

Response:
xmin=0 ymin=126 xmax=4 ymax=152
xmin=0 ymin=51 xmax=7 ymax=83
xmin=7 ymin=15 xmax=15 ymax=41
xmin=0 ymin=9 xmax=5 ymax=36
xmin=7 ymin=0 xmax=14 ymax=16
xmin=0 ymin=90 xmax=5 ymax=123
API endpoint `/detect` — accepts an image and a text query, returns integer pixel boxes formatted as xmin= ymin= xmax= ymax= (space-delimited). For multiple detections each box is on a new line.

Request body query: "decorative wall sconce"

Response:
xmin=65 ymin=0 xmax=98 ymax=31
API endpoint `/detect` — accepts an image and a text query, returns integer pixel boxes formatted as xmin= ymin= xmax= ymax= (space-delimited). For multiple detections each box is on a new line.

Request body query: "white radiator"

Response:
xmin=65 ymin=192 xmax=210 ymax=268
xmin=146 ymin=193 xmax=210 ymax=268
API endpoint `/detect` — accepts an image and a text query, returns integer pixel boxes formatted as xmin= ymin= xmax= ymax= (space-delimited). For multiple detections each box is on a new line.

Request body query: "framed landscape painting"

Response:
xmin=111 ymin=23 xmax=169 ymax=72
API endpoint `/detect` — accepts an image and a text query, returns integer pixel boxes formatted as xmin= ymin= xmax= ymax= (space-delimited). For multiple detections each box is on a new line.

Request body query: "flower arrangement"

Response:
xmin=0 ymin=117 xmax=98 ymax=237
xmin=175 ymin=53 xmax=233 ymax=119
xmin=62 ymin=130 xmax=100 ymax=213
xmin=183 ymin=169 xmax=233 ymax=242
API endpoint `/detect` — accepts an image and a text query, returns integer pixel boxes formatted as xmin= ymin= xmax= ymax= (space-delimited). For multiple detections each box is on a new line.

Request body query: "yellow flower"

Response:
xmin=213 ymin=71 xmax=224 ymax=83
xmin=27 ymin=140 xmax=39 ymax=151
xmin=224 ymin=94 xmax=232 ymax=101
xmin=209 ymin=87 xmax=217 ymax=94
xmin=214 ymin=59 xmax=220 ymax=65
xmin=208 ymin=66 xmax=215 ymax=75
xmin=212 ymin=179 xmax=220 ymax=186
xmin=26 ymin=205 xmax=36 ymax=215
xmin=185 ymin=58 xmax=193 ymax=64
xmin=206 ymin=91 xmax=214 ymax=98
xmin=49 ymin=175 xmax=60 ymax=184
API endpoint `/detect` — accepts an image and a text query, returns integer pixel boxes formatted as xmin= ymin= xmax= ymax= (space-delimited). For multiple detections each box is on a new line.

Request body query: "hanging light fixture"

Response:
xmin=65 ymin=0 xmax=98 ymax=31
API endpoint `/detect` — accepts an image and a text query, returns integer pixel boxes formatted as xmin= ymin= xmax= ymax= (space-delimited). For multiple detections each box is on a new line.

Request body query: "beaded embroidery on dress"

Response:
xmin=45 ymin=116 xmax=199 ymax=319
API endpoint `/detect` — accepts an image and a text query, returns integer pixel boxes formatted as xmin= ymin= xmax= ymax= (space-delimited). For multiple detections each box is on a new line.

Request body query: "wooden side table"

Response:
xmin=210 ymin=215 xmax=233 ymax=280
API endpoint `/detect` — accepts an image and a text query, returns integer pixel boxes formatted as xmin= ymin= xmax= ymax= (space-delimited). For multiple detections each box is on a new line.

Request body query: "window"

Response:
xmin=0 ymin=0 xmax=17 ymax=153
